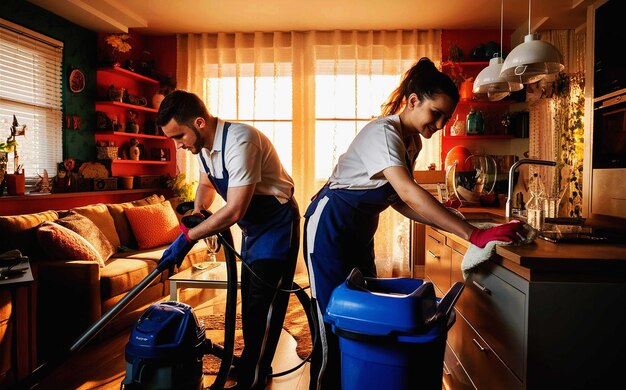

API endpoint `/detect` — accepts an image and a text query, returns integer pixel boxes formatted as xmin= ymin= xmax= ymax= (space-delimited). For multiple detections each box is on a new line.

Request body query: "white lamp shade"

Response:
xmin=500 ymin=34 xmax=564 ymax=84
xmin=473 ymin=57 xmax=523 ymax=101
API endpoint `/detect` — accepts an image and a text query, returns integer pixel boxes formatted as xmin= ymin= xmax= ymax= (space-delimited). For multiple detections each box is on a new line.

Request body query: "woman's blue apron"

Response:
xmin=304 ymin=153 xmax=414 ymax=312
xmin=199 ymin=122 xmax=298 ymax=264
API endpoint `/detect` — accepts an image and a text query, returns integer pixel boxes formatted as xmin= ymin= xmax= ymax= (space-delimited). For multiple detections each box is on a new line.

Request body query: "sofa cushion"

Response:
xmin=36 ymin=221 xmax=106 ymax=267
xmin=54 ymin=212 xmax=115 ymax=263
xmin=0 ymin=290 xmax=11 ymax=324
xmin=71 ymin=204 xmax=121 ymax=250
xmin=0 ymin=210 xmax=59 ymax=259
xmin=99 ymin=257 xmax=161 ymax=299
xmin=124 ymin=200 xmax=180 ymax=249
xmin=114 ymin=240 xmax=208 ymax=271
xmin=106 ymin=194 xmax=166 ymax=248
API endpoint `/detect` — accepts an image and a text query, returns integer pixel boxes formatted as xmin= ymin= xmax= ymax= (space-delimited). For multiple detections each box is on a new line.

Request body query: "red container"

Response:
xmin=6 ymin=173 xmax=25 ymax=195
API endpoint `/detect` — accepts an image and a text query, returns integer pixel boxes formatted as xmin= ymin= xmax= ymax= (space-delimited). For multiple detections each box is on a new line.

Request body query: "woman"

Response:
xmin=304 ymin=57 xmax=524 ymax=389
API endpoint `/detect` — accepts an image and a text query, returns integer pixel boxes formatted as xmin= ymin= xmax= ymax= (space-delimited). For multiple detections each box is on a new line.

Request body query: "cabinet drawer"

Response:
xmin=443 ymin=341 xmax=475 ymax=390
xmin=450 ymin=248 xmax=465 ymax=311
xmin=448 ymin=312 xmax=522 ymax=390
xmin=425 ymin=228 xmax=450 ymax=295
xmin=460 ymin=267 xmax=526 ymax=378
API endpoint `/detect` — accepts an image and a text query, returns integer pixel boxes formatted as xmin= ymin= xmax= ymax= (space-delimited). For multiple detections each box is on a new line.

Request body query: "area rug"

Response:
xmin=200 ymin=293 xmax=312 ymax=374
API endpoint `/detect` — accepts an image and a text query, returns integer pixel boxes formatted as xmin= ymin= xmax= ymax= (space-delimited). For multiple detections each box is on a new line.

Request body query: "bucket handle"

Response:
xmin=425 ymin=282 xmax=464 ymax=327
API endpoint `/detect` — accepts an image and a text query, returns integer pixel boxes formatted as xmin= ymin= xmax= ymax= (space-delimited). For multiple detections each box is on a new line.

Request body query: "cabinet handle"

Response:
xmin=429 ymin=236 xmax=441 ymax=244
xmin=473 ymin=338 xmax=488 ymax=352
xmin=472 ymin=280 xmax=491 ymax=294
xmin=427 ymin=250 xmax=440 ymax=259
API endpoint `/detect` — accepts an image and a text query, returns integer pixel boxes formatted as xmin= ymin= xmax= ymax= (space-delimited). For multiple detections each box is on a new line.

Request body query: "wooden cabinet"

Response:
xmin=424 ymin=225 xmax=626 ymax=389
xmin=425 ymin=227 xmax=451 ymax=295
xmin=95 ymin=66 xmax=175 ymax=179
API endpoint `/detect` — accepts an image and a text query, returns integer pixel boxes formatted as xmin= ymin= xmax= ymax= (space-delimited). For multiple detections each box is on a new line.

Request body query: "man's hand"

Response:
xmin=159 ymin=228 xmax=197 ymax=270
xmin=470 ymin=220 xmax=525 ymax=248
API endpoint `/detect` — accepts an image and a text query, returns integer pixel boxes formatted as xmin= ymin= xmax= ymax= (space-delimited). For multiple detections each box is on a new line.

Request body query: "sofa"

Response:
xmin=0 ymin=194 xmax=213 ymax=361
xmin=0 ymin=290 xmax=13 ymax=387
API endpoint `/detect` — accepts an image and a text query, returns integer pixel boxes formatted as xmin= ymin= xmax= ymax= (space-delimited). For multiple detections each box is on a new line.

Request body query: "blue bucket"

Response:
xmin=325 ymin=268 xmax=463 ymax=390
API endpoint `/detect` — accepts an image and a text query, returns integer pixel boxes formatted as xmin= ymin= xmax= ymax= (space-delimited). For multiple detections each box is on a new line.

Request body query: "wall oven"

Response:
xmin=593 ymin=89 xmax=626 ymax=168
xmin=591 ymin=0 xmax=626 ymax=219
xmin=592 ymin=90 xmax=626 ymax=218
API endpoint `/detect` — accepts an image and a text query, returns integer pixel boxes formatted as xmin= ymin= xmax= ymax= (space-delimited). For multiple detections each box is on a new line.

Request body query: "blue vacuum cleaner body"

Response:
xmin=121 ymin=301 xmax=206 ymax=390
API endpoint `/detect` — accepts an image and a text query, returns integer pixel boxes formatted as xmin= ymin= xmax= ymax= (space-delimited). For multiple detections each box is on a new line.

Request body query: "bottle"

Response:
xmin=466 ymin=108 xmax=477 ymax=135
xmin=475 ymin=110 xmax=485 ymax=135
xmin=450 ymin=114 xmax=465 ymax=136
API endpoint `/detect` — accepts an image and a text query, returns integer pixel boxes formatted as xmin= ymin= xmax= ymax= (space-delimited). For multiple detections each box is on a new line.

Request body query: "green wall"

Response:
xmin=0 ymin=0 xmax=97 ymax=162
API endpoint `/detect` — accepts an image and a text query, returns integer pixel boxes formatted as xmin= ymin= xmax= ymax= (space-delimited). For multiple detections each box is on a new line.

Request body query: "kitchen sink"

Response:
xmin=538 ymin=224 xmax=625 ymax=244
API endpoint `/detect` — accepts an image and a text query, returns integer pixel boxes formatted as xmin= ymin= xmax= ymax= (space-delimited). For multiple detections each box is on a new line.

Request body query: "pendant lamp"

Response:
xmin=473 ymin=0 xmax=523 ymax=101
xmin=500 ymin=0 xmax=564 ymax=84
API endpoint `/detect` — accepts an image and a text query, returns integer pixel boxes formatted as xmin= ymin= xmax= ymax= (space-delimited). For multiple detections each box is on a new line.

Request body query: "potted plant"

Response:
xmin=167 ymin=173 xmax=197 ymax=203
xmin=104 ymin=33 xmax=132 ymax=67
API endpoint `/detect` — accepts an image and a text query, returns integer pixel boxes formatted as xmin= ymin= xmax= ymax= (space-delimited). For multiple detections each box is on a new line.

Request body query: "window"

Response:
xmin=0 ymin=18 xmax=63 ymax=183
xmin=204 ymin=63 xmax=293 ymax=173
xmin=314 ymin=59 xmax=404 ymax=183
xmin=179 ymin=30 xmax=441 ymax=277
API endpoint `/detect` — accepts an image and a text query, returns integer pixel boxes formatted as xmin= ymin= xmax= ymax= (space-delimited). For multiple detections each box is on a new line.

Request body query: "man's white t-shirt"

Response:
xmin=329 ymin=115 xmax=422 ymax=190
xmin=198 ymin=119 xmax=294 ymax=204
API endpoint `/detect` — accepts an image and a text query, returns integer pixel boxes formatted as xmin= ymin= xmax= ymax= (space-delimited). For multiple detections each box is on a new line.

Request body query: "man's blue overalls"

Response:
xmin=199 ymin=122 xmax=300 ymax=389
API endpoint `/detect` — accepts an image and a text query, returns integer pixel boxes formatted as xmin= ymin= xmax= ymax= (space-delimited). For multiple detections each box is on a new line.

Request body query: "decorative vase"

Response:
xmin=460 ymin=79 xmax=474 ymax=101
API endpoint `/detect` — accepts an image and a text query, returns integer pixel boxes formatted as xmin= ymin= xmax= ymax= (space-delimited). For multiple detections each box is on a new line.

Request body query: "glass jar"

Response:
xmin=475 ymin=110 xmax=485 ymax=135
xmin=466 ymin=108 xmax=477 ymax=135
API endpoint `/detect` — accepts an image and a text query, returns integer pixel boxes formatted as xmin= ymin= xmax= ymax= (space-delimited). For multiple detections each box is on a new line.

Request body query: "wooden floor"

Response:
xmin=32 ymin=275 xmax=446 ymax=390
xmin=35 ymin=286 xmax=310 ymax=390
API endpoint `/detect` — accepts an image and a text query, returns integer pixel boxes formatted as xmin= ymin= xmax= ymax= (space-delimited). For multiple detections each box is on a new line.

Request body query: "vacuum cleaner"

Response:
xmin=13 ymin=201 xmax=315 ymax=390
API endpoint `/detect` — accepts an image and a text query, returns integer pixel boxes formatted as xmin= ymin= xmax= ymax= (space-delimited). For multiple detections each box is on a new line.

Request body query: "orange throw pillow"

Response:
xmin=37 ymin=221 xmax=106 ymax=267
xmin=124 ymin=200 xmax=180 ymax=249
xmin=106 ymin=194 xmax=167 ymax=248
xmin=54 ymin=212 xmax=115 ymax=262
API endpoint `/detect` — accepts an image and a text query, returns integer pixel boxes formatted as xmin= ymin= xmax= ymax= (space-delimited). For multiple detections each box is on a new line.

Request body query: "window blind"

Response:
xmin=0 ymin=18 xmax=63 ymax=183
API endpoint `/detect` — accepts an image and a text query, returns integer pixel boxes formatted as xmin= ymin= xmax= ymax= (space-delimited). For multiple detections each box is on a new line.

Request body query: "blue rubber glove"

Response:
xmin=158 ymin=232 xmax=196 ymax=271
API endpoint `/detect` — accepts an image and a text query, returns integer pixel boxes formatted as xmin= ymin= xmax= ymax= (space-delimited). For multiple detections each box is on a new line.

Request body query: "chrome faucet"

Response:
xmin=506 ymin=159 xmax=557 ymax=218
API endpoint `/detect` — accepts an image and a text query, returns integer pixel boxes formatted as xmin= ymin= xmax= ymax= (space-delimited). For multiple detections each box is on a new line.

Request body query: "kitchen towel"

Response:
xmin=461 ymin=222 xmax=537 ymax=280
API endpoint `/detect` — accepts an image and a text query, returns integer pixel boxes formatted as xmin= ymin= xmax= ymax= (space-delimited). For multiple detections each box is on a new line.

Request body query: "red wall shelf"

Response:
xmin=97 ymin=66 xmax=159 ymax=84
xmin=112 ymin=160 xmax=170 ymax=165
xmin=96 ymin=66 xmax=176 ymax=178
xmin=445 ymin=135 xmax=515 ymax=140
xmin=97 ymin=131 xmax=168 ymax=140
xmin=96 ymin=101 xmax=158 ymax=113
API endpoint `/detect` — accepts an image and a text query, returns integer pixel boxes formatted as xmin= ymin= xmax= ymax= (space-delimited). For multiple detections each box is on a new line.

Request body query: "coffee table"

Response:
xmin=169 ymin=262 xmax=241 ymax=301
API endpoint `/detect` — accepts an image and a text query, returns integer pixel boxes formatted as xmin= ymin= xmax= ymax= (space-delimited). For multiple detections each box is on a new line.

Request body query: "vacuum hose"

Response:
xmin=175 ymin=202 xmax=238 ymax=390
xmin=209 ymin=228 xmax=238 ymax=390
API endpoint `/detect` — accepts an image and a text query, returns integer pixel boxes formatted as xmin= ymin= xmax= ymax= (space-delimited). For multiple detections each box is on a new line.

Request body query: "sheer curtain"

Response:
xmin=527 ymin=30 xmax=585 ymax=217
xmin=177 ymin=30 xmax=441 ymax=277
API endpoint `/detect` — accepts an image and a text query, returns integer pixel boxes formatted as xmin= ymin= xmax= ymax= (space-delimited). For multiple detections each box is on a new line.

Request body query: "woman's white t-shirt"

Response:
xmin=329 ymin=115 xmax=422 ymax=190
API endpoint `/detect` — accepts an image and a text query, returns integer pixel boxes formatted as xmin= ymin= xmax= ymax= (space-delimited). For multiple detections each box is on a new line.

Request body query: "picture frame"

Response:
xmin=69 ymin=68 xmax=85 ymax=93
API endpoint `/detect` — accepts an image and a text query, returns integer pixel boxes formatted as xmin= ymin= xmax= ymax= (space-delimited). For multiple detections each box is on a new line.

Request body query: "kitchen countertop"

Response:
xmin=442 ymin=206 xmax=626 ymax=281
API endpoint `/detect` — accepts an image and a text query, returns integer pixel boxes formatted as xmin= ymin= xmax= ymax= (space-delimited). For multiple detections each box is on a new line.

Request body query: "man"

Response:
xmin=157 ymin=90 xmax=300 ymax=389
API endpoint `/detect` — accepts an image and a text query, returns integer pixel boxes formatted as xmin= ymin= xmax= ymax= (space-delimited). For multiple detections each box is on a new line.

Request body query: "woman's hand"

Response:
xmin=469 ymin=220 xmax=525 ymax=248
